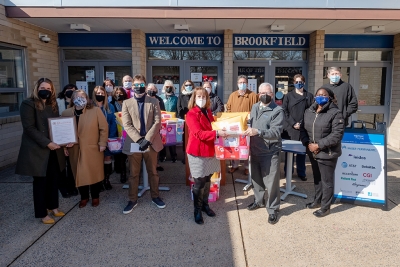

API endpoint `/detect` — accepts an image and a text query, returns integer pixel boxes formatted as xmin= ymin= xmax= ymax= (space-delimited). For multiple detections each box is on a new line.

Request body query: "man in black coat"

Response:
xmin=322 ymin=66 xmax=358 ymax=126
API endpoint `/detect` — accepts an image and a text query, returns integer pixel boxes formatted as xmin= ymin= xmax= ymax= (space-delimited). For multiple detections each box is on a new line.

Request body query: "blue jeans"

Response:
xmin=284 ymin=153 xmax=306 ymax=177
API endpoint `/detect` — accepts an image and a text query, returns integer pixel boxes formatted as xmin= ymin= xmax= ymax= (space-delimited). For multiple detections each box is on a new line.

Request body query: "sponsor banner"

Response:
xmin=146 ymin=34 xmax=223 ymax=48
xmin=233 ymin=34 xmax=309 ymax=48
xmin=334 ymin=131 xmax=385 ymax=205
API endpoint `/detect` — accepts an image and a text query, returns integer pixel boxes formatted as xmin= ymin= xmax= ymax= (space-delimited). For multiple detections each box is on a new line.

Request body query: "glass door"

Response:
xmin=184 ymin=62 xmax=222 ymax=99
xmin=233 ymin=63 xmax=268 ymax=94
xmin=100 ymin=62 xmax=132 ymax=87
xmin=64 ymin=62 xmax=98 ymax=97
xmin=149 ymin=63 xmax=181 ymax=96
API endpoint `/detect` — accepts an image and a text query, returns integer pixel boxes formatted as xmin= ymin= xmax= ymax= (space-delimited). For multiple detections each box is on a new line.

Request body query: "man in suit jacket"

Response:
xmin=121 ymin=74 xmax=165 ymax=214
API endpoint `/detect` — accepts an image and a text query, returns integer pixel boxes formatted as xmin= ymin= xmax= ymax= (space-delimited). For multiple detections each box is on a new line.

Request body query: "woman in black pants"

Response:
xmin=16 ymin=78 xmax=65 ymax=224
xmin=300 ymin=87 xmax=344 ymax=217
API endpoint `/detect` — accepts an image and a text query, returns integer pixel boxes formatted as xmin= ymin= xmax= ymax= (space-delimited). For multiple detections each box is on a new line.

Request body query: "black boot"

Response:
xmin=202 ymin=181 xmax=216 ymax=217
xmin=103 ymin=163 xmax=112 ymax=190
xmin=114 ymin=154 xmax=121 ymax=174
xmin=120 ymin=154 xmax=127 ymax=184
xmin=192 ymin=183 xmax=204 ymax=225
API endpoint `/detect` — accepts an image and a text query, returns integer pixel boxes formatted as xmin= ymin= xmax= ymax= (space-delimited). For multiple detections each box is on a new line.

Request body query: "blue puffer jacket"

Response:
xmin=100 ymin=104 xmax=118 ymax=138
xmin=160 ymin=94 xmax=178 ymax=114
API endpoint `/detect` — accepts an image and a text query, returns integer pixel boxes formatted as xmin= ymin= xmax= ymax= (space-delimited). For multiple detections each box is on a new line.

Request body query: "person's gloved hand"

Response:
xmin=138 ymin=138 xmax=151 ymax=151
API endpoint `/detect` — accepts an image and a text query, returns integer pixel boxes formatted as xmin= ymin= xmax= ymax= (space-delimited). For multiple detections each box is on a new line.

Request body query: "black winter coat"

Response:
xmin=281 ymin=89 xmax=313 ymax=141
xmin=300 ymin=101 xmax=345 ymax=159
xmin=177 ymin=93 xmax=192 ymax=119
xmin=209 ymin=93 xmax=224 ymax=115
xmin=322 ymin=80 xmax=358 ymax=125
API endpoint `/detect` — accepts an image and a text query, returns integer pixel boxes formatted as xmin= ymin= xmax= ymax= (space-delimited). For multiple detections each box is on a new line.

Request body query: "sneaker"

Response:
xmin=123 ymin=200 xmax=138 ymax=214
xmin=152 ymin=197 xmax=166 ymax=209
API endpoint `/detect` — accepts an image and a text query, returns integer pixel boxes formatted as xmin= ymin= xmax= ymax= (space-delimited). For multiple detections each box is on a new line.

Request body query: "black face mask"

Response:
xmin=115 ymin=94 xmax=125 ymax=101
xmin=134 ymin=86 xmax=146 ymax=94
xmin=147 ymin=91 xmax=157 ymax=97
xmin=260 ymin=94 xmax=272 ymax=104
xmin=95 ymin=95 xmax=105 ymax=102
xmin=165 ymin=87 xmax=173 ymax=93
xmin=38 ymin=90 xmax=51 ymax=100
xmin=65 ymin=90 xmax=74 ymax=98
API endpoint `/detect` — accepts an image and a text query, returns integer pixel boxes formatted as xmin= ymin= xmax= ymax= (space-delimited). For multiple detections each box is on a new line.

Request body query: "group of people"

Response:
xmin=16 ymin=66 xmax=357 ymax=225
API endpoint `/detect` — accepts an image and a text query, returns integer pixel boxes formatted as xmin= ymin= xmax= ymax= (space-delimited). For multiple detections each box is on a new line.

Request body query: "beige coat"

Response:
xmin=62 ymin=107 xmax=108 ymax=187
xmin=226 ymin=89 xmax=259 ymax=113
xmin=122 ymin=96 xmax=163 ymax=155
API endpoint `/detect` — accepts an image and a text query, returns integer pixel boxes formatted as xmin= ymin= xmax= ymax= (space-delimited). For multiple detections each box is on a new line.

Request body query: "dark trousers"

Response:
xmin=307 ymin=151 xmax=338 ymax=211
xmin=78 ymin=182 xmax=101 ymax=200
xmin=32 ymin=150 xmax=60 ymax=218
xmin=59 ymin=156 xmax=76 ymax=192
xmin=192 ymin=174 xmax=212 ymax=209
xmin=159 ymin=145 xmax=177 ymax=161
xmin=284 ymin=153 xmax=306 ymax=177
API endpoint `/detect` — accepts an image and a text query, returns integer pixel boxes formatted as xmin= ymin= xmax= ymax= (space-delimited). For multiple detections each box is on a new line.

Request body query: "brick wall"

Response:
xmin=0 ymin=5 xmax=59 ymax=169
xmin=131 ymin=29 xmax=146 ymax=76
xmin=307 ymin=30 xmax=325 ymax=94
xmin=223 ymin=29 xmax=233 ymax=103
xmin=389 ymin=34 xmax=400 ymax=149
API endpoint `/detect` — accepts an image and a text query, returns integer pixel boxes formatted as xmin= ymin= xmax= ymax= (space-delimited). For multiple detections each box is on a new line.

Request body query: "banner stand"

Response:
xmin=333 ymin=121 xmax=388 ymax=211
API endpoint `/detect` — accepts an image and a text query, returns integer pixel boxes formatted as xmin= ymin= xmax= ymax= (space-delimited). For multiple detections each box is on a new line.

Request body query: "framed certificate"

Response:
xmin=48 ymin=117 xmax=78 ymax=146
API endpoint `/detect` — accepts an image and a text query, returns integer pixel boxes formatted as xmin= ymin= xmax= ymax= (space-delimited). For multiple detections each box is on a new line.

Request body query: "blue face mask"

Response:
xmin=329 ymin=75 xmax=340 ymax=83
xmin=238 ymin=83 xmax=247 ymax=91
xmin=185 ymin=85 xmax=192 ymax=92
xmin=315 ymin=96 xmax=330 ymax=106
xmin=294 ymin=82 xmax=304 ymax=89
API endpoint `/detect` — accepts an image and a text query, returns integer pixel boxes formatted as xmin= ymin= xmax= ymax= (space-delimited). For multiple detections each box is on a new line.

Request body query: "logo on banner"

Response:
xmin=341 ymin=177 xmax=356 ymax=181
xmin=342 ymin=171 xmax=358 ymax=176
xmin=354 ymin=135 xmax=365 ymax=141
xmin=368 ymin=192 xmax=379 ymax=197
xmin=340 ymin=188 xmax=352 ymax=194
xmin=362 ymin=179 xmax=376 ymax=185
xmin=363 ymin=173 xmax=372 ymax=178
xmin=352 ymin=182 xmax=367 ymax=188
xmin=341 ymin=162 xmax=356 ymax=168
xmin=356 ymin=190 xmax=365 ymax=195
xmin=361 ymin=165 xmax=376 ymax=169
xmin=349 ymin=154 xmax=366 ymax=160
xmin=342 ymin=145 xmax=356 ymax=150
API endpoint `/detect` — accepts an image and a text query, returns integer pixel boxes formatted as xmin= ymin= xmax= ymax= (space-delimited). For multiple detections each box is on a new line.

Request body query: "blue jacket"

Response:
xmin=160 ymin=94 xmax=178 ymax=114
xmin=100 ymin=105 xmax=117 ymax=138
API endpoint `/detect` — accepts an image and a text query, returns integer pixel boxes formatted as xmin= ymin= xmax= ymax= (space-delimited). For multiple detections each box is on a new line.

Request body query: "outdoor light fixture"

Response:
xmin=174 ymin=24 xmax=190 ymax=32
xmin=70 ymin=24 xmax=91 ymax=32
xmin=364 ymin=26 xmax=385 ymax=33
xmin=269 ymin=25 xmax=285 ymax=32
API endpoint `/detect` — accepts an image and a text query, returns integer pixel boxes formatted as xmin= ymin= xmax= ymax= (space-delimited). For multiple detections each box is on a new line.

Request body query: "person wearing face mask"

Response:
xmin=322 ymin=67 xmax=358 ymax=126
xmin=122 ymin=74 xmax=166 ymax=214
xmin=186 ymin=87 xmax=228 ymax=224
xmin=92 ymin=86 xmax=118 ymax=191
xmin=16 ymin=78 xmax=66 ymax=224
xmin=122 ymin=75 xmax=133 ymax=99
xmin=300 ymin=87 xmax=344 ymax=218
xmin=244 ymin=83 xmax=284 ymax=225
xmin=62 ymin=90 xmax=109 ymax=208
xmin=177 ymin=80 xmax=195 ymax=164
xmin=159 ymin=80 xmax=178 ymax=163
xmin=281 ymin=74 xmax=313 ymax=181
xmin=203 ymin=81 xmax=224 ymax=115
xmin=109 ymin=86 xmax=128 ymax=183
xmin=226 ymin=75 xmax=258 ymax=175
xmin=56 ymin=84 xmax=79 ymax=198
xmin=102 ymin=79 xmax=115 ymax=103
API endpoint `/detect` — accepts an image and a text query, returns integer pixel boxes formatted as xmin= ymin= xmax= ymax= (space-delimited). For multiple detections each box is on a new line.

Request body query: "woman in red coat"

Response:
xmin=186 ymin=87 xmax=227 ymax=225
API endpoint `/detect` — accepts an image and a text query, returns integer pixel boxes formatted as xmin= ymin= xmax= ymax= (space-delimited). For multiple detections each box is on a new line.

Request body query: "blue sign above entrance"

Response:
xmin=233 ymin=34 xmax=309 ymax=48
xmin=146 ymin=34 xmax=224 ymax=48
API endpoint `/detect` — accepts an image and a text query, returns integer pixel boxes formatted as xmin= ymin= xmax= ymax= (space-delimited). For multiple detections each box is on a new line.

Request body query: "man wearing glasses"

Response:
xmin=243 ymin=83 xmax=284 ymax=225
xmin=121 ymin=74 xmax=166 ymax=214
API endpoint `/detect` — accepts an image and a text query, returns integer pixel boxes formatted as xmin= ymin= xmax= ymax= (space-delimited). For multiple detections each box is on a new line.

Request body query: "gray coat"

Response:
xmin=249 ymin=101 xmax=284 ymax=157
xmin=15 ymin=99 xmax=63 ymax=177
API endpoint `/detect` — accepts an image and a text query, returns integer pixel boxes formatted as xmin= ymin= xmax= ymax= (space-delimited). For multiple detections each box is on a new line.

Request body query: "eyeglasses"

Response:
xmin=294 ymin=81 xmax=304 ymax=84
xmin=133 ymin=83 xmax=145 ymax=87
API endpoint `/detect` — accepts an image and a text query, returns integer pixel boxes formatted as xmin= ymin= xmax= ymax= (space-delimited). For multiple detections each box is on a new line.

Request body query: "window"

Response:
xmin=324 ymin=50 xmax=392 ymax=61
xmin=0 ymin=44 xmax=26 ymax=117
xmin=148 ymin=50 xmax=222 ymax=60
xmin=234 ymin=50 xmax=307 ymax=61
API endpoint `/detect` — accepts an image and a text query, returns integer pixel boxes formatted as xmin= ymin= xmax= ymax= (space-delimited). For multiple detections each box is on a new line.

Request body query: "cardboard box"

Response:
xmin=160 ymin=119 xmax=184 ymax=145
xmin=214 ymin=135 xmax=250 ymax=160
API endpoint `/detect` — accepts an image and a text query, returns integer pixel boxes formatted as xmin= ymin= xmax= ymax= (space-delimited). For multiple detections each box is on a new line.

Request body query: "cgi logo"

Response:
xmin=363 ymin=173 xmax=372 ymax=178
xmin=362 ymin=165 xmax=376 ymax=169
xmin=349 ymin=154 xmax=366 ymax=160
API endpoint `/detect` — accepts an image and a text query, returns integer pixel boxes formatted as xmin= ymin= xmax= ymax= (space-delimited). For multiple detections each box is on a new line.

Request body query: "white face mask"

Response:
xmin=105 ymin=86 xmax=113 ymax=93
xmin=204 ymin=88 xmax=211 ymax=94
xmin=123 ymin=82 xmax=132 ymax=89
xmin=196 ymin=99 xmax=206 ymax=108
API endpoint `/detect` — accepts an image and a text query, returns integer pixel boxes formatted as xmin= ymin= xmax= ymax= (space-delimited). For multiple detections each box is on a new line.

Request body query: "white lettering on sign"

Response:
xmin=148 ymin=35 xmax=221 ymax=46
xmin=234 ymin=36 xmax=307 ymax=47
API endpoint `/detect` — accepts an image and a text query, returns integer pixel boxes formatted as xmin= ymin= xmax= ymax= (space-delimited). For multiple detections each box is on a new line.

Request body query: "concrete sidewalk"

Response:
xmin=1 ymin=150 xmax=400 ymax=267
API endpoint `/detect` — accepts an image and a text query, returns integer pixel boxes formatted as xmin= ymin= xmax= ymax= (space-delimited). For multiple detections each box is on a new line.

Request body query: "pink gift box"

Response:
xmin=214 ymin=134 xmax=250 ymax=160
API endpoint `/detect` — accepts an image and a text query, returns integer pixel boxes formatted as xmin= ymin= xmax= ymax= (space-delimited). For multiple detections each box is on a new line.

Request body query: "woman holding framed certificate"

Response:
xmin=92 ymin=85 xmax=117 ymax=191
xmin=16 ymin=78 xmax=65 ymax=224
xmin=62 ymin=90 xmax=109 ymax=208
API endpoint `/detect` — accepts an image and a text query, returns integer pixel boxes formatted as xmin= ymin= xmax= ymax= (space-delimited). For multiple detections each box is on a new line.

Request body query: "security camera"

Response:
xmin=39 ymin=34 xmax=51 ymax=43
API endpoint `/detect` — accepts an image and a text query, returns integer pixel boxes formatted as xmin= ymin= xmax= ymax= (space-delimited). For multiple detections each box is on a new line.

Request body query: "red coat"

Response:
xmin=186 ymin=106 xmax=216 ymax=157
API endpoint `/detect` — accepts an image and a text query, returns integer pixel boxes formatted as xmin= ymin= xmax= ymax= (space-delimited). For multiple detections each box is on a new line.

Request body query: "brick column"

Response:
xmin=307 ymin=30 xmax=325 ymax=94
xmin=223 ymin=29 xmax=234 ymax=102
xmin=388 ymin=34 xmax=400 ymax=149
xmin=131 ymin=29 xmax=146 ymax=76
